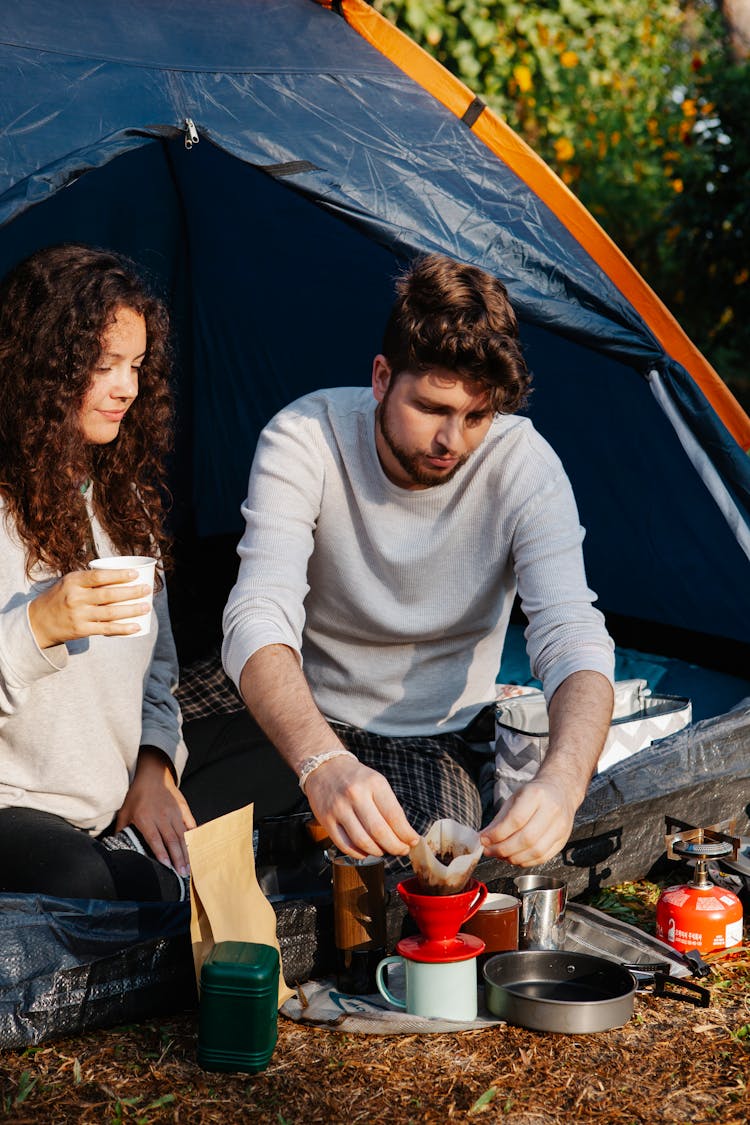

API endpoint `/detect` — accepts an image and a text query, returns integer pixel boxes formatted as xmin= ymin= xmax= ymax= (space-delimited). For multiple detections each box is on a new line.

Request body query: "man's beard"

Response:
xmin=377 ymin=396 xmax=470 ymax=487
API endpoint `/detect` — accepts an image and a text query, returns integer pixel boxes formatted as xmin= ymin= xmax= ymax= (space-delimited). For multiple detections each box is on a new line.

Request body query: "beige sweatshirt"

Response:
xmin=223 ymin=387 xmax=614 ymax=736
xmin=0 ymin=492 xmax=185 ymax=834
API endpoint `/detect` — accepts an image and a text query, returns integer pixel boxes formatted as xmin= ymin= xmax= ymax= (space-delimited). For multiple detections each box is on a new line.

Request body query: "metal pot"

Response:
xmin=483 ymin=950 xmax=709 ymax=1034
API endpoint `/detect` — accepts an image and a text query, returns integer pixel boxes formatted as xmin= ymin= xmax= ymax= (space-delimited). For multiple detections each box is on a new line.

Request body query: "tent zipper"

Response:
xmin=184 ymin=119 xmax=199 ymax=150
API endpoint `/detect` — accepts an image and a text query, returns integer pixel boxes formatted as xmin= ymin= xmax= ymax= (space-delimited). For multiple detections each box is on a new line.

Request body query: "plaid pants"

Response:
xmin=175 ymin=651 xmax=492 ymax=841
xmin=178 ymin=644 xmax=495 ymax=873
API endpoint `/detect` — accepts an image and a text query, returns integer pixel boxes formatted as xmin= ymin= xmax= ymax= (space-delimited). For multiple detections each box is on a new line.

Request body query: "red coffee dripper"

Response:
xmin=396 ymin=877 xmax=487 ymax=962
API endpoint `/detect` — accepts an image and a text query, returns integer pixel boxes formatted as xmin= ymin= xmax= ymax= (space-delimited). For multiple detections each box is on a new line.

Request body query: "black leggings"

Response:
xmin=0 ymin=714 xmax=302 ymax=903
xmin=0 ymin=807 xmax=182 ymax=902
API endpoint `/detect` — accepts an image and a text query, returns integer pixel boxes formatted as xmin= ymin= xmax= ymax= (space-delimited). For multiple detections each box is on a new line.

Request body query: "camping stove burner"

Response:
xmin=665 ymin=819 xmax=740 ymax=888
xmin=656 ymin=816 xmax=744 ymax=955
xmin=664 ymin=816 xmax=740 ymax=869
xmin=671 ymin=836 xmax=735 ymax=860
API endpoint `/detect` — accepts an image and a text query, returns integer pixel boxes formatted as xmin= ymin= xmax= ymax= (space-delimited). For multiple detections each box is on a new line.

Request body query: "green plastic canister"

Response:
xmin=197 ymin=941 xmax=279 ymax=1074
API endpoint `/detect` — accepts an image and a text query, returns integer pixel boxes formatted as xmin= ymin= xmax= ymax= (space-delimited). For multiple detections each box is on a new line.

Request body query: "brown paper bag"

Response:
xmin=184 ymin=803 xmax=295 ymax=1006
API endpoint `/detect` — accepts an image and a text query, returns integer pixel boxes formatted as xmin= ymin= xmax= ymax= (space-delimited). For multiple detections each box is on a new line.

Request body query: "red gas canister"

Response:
xmin=656 ymin=830 xmax=744 ymax=956
xmin=656 ymin=881 xmax=743 ymax=955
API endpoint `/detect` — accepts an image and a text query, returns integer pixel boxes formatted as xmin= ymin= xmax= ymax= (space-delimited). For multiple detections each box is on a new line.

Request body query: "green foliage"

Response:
xmin=12 ymin=1070 xmax=38 ymax=1108
xmin=372 ymin=0 xmax=748 ymax=405
xmin=584 ymin=879 xmax=661 ymax=933
xmin=659 ymin=61 xmax=750 ymax=404
xmin=469 ymin=1084 xmax=499 ymax=1112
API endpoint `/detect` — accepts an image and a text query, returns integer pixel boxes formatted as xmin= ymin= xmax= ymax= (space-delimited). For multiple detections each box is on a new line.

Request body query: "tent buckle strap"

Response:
xmin=461 ymin=96 xmax=486 ymax=128
xmin=184 ymin=118 xmax=200 ymax=150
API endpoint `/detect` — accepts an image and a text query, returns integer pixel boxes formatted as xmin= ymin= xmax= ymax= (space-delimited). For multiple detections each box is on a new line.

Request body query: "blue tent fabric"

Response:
xmin=0 ymin=0 xmax=748 ymax=651
xmin=0 ymin=2 xmax=748 ymax=1047
xmin=498 ymin=624 xmax=750 ymax=723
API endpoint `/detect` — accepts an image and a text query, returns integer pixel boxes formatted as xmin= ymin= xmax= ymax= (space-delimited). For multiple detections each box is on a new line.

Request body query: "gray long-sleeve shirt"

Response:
xmin=223 ymin=388 xmax=614 ymax=736
xmin=0 ymin=491 xmax=186 ymax=834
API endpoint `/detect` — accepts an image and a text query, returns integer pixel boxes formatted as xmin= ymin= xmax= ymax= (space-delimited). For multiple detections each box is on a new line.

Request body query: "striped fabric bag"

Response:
xmin=493 ymin=679 xmax=691 ymax=808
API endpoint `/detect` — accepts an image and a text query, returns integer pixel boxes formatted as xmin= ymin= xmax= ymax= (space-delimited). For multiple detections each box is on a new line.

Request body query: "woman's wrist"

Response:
xmin=27 ymin=595 xmax=55 ymax=650
xmin=136 ymin=745 xmax=177 ymax=780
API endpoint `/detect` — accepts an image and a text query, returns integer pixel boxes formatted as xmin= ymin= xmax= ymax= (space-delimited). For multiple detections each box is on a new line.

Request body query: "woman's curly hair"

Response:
xmin=0 ymin=244 xmax=173 ymax=582
xmin=382 ymin=253 xmax=532 ymax=413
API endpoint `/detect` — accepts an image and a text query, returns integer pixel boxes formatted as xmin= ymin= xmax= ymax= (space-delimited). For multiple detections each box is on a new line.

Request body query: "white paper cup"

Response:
xmin=89 ymin=555 xmax=156 ymax=637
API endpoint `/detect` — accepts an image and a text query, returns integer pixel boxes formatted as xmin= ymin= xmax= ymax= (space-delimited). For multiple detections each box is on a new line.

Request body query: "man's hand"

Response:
xmin=482 ymin=670 xmax=613 ymax=867
xmin=480 ymin=777 xmax=577 ymax=867
xmin=302 ymin=753 xmax=420 ymax=860
xmin=238 ymin=644 xmax=420 ymax=860
xmin=28 ymin=569 xmax=151 ymax=648
xmin=115 ymin=746 xmax=196 ymax=875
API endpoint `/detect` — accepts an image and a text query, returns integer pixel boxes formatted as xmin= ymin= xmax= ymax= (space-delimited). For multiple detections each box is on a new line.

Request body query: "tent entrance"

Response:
xmin=1 ymin=137 xmax=747 ymax=708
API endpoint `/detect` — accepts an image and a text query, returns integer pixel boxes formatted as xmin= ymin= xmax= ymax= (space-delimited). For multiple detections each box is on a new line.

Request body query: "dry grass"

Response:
xmin=0 ymin=886 xmax=748 ymax=1124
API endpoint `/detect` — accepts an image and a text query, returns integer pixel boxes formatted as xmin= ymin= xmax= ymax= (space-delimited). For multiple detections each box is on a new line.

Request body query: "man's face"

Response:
xmin=372 ymin=356 xmax=494 ymax=490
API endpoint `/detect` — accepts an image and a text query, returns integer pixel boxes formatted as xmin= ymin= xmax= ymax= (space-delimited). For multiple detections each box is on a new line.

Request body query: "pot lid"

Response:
xmin=396 ymin=932 xmax=485 ymax=963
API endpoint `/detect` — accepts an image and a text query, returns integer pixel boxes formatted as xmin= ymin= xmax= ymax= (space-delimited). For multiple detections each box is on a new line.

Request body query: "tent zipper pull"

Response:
xmin=184 ymin=118 xmax=199 ymax=150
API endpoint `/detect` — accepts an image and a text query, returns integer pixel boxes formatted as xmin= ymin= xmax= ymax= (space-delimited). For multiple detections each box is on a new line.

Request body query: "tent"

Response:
xmin=1 ymin=0 xmax=749 ymax=696
xmin=1 ymin=2 xmax=749 ymax=1040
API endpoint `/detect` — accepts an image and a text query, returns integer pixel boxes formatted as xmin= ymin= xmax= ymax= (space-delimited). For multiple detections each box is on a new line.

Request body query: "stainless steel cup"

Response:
xmin=513 ymin=875 xmax=567 ymax=949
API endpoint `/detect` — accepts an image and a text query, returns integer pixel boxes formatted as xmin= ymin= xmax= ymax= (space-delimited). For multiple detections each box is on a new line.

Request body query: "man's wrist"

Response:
xmin=535 ymin=763 xmax=588 ymax=808
xmin=297 ymin=748 xmax=356 ymax=794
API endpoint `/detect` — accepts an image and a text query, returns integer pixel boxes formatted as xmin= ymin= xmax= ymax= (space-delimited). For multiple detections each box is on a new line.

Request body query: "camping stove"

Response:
xmin=656 ymin=818 xmax=744 ymax=955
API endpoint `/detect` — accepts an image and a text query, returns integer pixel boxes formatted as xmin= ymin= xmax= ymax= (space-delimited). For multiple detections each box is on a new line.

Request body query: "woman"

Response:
xmin=0 ymin=244 xmax=194 ymax=901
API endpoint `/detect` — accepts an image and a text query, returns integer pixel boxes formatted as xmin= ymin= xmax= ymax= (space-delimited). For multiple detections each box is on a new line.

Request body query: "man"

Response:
xmin=222 ymin=253 xmax=614 ymax=870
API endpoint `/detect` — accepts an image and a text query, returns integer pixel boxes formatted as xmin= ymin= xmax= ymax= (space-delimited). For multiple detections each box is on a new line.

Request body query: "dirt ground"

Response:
xmin=0 ymin=891 xmax=747 ymax=1124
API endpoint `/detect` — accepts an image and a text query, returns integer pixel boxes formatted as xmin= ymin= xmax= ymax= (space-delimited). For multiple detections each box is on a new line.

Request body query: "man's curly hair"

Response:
xmin=382 ymin=253 xmax=532 ymax=413
xmin=0 ymin=244 xmax=174 ymax=582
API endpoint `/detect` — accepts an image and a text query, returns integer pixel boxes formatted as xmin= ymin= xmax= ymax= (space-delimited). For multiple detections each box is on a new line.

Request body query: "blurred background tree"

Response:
xmin=719 ymin=0 xmax=750 ymax=58
xmin=372 ymin=0 xmax=750 ymax=410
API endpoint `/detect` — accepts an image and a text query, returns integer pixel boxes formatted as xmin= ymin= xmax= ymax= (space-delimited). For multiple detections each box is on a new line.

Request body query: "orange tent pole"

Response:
xmin=314 ymin=0 xmax=750 ymax=453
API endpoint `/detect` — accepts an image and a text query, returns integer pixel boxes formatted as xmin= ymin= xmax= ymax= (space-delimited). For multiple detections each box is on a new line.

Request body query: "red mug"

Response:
xmin=397 ymin=877 xmax=488 ymax=943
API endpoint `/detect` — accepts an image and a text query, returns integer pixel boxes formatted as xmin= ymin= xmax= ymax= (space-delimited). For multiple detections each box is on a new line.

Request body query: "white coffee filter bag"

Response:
xmin=409 ymin=818 xmax=483 ymax=895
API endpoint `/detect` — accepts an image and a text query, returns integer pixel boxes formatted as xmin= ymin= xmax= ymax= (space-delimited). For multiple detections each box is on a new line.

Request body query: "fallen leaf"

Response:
xmin=469 ymin=1085 xmax=498 ymax=1113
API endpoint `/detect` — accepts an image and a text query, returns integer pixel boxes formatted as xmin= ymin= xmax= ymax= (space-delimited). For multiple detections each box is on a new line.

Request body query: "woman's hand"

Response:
xmin=28 ymin=568 xmax=151 ymax=649
xmin=115 ymin=746 xmax=196 ymax=875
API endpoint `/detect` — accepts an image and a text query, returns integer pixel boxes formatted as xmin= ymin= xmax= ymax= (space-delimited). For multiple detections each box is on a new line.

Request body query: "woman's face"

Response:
xmin=79 ymin=306 xmax=146 ymax=444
